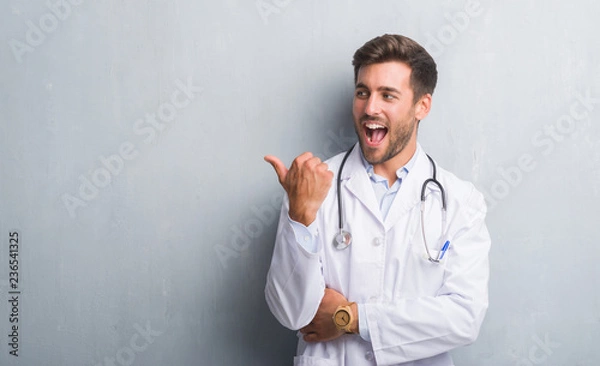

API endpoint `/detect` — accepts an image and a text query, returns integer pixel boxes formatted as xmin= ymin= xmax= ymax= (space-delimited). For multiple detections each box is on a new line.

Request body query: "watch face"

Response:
xmin=335 ymin=309 xmax=350 ymax=326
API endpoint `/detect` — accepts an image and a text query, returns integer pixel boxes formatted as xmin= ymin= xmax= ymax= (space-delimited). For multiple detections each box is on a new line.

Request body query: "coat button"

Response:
xmin=365 ymin=351 xmax=374 ymax=361
xmin=372 ymin=237 xmax=382 ymax=246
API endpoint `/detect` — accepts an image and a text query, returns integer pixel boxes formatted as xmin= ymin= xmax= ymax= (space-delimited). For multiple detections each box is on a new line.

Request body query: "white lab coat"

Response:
xmin=265 ymin=143 xmax=490 ymax=366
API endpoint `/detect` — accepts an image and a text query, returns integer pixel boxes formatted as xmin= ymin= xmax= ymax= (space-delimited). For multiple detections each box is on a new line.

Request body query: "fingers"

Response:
xmin=300 ymin=322 xmax=321 ymax=343
xmin=291 ymin=153 xmax=330 ymax=175
xmin=300 ymin=324 xmax=312 ymax=335
xmin=303 ymin=332 xmax=318 ymax=342
xmin=263 ymin=155 xmax=288 ymax=185
xmin=291 ymin=151 xmax=317 ymax=166
xmin=289 ymin=154 xmax=334 ymax=191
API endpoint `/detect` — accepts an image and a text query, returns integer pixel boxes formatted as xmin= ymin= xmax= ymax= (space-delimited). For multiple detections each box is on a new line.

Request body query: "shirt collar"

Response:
xmin=360 ymin=144 xmax=420 ymax=183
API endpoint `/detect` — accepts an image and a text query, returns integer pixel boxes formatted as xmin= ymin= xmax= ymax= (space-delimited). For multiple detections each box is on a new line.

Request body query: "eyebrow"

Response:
xmin=355 ymin=82 xmax=402 ymax=94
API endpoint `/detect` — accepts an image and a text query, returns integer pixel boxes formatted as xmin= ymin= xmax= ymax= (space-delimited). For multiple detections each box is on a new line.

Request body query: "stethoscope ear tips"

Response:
xmin=333 ymin=230 xmax=352 ymax=250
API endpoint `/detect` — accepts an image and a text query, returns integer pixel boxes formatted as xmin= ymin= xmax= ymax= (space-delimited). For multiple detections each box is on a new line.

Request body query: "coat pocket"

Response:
xmin=399 ymin=239 xmax=448 ymax=297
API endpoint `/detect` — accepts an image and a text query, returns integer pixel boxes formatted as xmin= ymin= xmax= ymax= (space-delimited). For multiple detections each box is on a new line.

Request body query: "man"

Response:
xmin=264 ymin=34 xmax=490 ymax=365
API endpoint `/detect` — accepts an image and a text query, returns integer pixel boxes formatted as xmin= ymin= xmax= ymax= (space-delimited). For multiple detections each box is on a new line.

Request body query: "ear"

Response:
xmin=414 ymin=93 xmax=432 ymax=121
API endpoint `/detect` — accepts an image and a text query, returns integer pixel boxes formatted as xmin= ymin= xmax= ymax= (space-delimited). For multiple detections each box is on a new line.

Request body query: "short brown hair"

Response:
xmin=352 ymin=34 xmax=437 ymax=103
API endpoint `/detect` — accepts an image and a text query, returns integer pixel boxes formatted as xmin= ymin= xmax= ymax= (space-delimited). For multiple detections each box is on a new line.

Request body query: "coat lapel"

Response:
xmin=340 ymin=144 xmax=382 ymax=223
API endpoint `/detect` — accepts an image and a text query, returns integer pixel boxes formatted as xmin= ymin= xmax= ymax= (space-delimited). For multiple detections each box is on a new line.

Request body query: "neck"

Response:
xmin=373 ymin=141 xmax=417 ymax=186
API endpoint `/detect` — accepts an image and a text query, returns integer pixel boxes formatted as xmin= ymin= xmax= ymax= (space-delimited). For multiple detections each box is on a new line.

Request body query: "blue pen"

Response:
xmin=438 ymin=240 xmax=450 ymax=260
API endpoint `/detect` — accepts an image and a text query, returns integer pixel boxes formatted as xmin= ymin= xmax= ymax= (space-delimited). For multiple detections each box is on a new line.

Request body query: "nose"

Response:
xmin=364 ymin=95 xmax=381 ymax=116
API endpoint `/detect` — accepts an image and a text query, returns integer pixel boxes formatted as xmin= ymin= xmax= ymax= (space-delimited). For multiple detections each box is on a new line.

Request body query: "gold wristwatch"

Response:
xmin=332 ymin=302 xmax=356 ymax=333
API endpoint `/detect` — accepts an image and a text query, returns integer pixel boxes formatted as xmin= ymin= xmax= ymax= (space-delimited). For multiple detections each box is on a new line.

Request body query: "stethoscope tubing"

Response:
xmin=335 ymin=146 xmax=449 ymax=262
xmin=336 ymin=146 xmax=355 ymax=232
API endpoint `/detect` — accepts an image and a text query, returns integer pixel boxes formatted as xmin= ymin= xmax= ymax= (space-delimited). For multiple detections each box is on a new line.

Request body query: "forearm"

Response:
xmin=363 ymin=292 xmax=488 ymax=363
xmin=265 ymin=199 xmax=326 ymax=330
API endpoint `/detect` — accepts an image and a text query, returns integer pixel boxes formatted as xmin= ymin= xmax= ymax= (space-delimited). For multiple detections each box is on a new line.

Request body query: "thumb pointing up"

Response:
xmin=264 ymin=155 xmax=289 ymax=187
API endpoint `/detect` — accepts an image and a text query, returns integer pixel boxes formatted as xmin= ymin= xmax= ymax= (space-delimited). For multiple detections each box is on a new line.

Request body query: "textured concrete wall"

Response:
xmin=1 ymin=1 xmax=599 ymax=365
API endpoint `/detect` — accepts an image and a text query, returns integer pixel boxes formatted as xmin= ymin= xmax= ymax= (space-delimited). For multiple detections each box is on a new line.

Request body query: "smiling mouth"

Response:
xmin=364 ymin=123 xmax=388 ymax=145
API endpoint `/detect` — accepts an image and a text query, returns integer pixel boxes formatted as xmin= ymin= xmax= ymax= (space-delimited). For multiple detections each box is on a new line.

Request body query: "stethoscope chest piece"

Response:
xmin=333 ymin=230 xmax=352 ymax=250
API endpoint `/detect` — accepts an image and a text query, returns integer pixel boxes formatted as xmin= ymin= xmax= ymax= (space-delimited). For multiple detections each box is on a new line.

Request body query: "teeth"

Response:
xmin=366 ymin=123 xmax=385 ymax=130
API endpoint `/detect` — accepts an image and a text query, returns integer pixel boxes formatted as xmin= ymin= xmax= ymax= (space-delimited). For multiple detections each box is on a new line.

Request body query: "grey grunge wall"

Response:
xmin=1 ymin=0 xmax=599 ymax=365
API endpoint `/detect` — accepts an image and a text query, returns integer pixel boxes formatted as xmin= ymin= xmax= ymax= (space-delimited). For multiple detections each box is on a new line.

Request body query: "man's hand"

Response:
xmin=300 ymin=288 xmax=358 ymax=343
xmin=264 ymin=152 xmax=334 ymax=226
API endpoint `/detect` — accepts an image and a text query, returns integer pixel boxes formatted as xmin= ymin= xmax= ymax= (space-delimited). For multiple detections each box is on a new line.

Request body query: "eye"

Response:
xmin=383 ymin=94 xmax=395 ymax=100
xmin=355 ymin=90 xmax=368 ymax=98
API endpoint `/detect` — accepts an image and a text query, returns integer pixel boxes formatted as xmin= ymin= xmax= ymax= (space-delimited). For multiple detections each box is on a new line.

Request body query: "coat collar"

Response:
xmin=340 ymin=143 xmax=441 ymax=230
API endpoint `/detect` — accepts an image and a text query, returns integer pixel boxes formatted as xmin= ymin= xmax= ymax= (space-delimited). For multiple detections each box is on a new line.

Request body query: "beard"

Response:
xmin=354 ymin=115 xmax=419 ymax=166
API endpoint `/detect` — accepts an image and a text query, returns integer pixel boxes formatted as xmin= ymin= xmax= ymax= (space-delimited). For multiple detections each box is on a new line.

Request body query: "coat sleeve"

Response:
xmin=366 ymin=187 xmax=491 ymax=364
xmin=264 ymin=195 xmax=327 ymax=330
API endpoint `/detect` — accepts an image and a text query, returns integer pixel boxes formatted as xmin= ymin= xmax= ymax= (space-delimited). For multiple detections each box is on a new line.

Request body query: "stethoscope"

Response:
xmin=333 ymin=146 xmax=451 ymax=263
